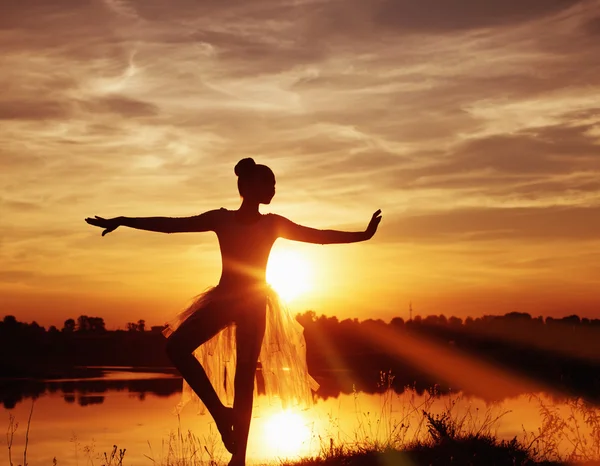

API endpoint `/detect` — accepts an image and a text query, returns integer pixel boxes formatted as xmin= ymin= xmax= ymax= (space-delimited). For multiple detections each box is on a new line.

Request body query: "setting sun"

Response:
xmin=266 ymin=249 xmax=312 ymax=302
xmin=263 ymin=409 xmax=311 ymax=457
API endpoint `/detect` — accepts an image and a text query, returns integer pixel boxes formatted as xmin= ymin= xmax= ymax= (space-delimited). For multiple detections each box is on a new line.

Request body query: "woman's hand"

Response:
xmin=85 ymin=216 xmax=121 ymax=236
xmin=365 ymin=209 xmax=382 ymax=240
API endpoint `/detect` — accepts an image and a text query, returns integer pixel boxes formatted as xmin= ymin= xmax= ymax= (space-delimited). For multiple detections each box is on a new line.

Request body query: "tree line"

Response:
xmin=2 ymin=315 xmax=154 ymax=334
xmin=1 ymin=311 xmax=599 ymax=402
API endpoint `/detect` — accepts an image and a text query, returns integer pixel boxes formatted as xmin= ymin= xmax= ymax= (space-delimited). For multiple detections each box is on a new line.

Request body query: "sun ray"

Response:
xmin=358 ymin=324 xmax=559 ymax=401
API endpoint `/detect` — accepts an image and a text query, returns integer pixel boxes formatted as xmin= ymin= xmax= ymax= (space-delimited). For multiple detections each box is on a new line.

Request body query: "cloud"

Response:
xmin=415 ymin=122 xmax=600 ymax=177
xmin=0 ymin=198 xmax=43 ymax=212
xmin=79 ymin=95 xmax=159 ymax=117
xmin=2 ymin=0 xmax=600 ymax=323
xmin=585 ymin=15 xmax=600 ymax=34
xmin=374 ymin=0 xmax=584 ymax=32
xmin=0 ymin=100 xmax=69 ymax=120
xmin=0 ymin=270 xmax=35 ymax=284
xmin=380 ymin=206 xmax=600 ymax=242
xmin=0 ymin=269 xmax=122 ymax=288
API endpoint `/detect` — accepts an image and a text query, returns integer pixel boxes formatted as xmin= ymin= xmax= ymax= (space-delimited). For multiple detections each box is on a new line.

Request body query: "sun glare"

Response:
xmin=263 ymin=410 xmax=311 ymax=457
xmin=266 ymin=249 xmax=312 ymax=302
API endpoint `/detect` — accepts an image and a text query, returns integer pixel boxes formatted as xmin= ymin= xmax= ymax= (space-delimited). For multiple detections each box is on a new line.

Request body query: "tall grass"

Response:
xmin=6 ymin=401 xmax=34 ymax=466
xmin=6 ymin=401 xmax=125 ymax=466
xmin=522 ymin=395 xmax=600 ymax=463
xmin=316 ymin=372 xmax=511 ymax=458
xmin=145 ymin=416 xmax=223 ymax=466
xmin=293 ymin=372 xmax=600 ymax=465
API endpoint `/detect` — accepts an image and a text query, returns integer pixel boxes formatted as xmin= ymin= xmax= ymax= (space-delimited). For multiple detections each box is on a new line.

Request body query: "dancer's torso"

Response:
xmin=214 ymin=208 xmax=277 ymax=293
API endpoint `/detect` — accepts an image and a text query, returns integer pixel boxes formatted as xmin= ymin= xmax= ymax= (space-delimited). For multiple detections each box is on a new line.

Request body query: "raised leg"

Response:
xmin=165 ymin=303 xmax=236 ymax=453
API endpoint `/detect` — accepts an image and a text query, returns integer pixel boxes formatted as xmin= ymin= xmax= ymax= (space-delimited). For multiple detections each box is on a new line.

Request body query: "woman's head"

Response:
xmin=234 ymin=158 xmax=275 ymax=204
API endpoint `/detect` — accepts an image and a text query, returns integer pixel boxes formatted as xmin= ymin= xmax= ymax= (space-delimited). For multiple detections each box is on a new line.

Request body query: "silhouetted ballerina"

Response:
xmin=85 ymin=158 xmax=382 ymax=465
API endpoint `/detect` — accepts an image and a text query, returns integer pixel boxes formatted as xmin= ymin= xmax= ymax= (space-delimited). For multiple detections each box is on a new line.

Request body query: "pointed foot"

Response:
xmin=217 ymin=407 xmax=236 ymax=454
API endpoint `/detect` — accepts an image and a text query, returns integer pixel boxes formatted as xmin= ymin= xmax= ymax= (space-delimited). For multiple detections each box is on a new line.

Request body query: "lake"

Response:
xmin=1 ymin=368 xmax=597 ymax=465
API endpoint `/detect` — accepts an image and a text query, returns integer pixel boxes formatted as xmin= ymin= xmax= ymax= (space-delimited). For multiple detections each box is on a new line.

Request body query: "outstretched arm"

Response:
xmin=274 ymin=210 xmax=382 ymax=244
xmin=85 ymin=209 xmax=222 ymax=235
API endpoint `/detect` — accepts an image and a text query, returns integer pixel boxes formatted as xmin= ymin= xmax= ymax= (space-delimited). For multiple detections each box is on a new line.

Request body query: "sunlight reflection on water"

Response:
xmin=2 ymin=372 xmax=598 ymax=465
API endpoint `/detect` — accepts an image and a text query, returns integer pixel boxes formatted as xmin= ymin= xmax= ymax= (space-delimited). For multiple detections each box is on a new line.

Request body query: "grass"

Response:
xmin=521 ymin=395 xmax=600 ymax=464
xmin=6 ymin=402 xmax=34 ymax=466
xmin=284 ymin=407 xmax=561 ymax=466
xmin=145 ymin=417 xmax=223 ymax=466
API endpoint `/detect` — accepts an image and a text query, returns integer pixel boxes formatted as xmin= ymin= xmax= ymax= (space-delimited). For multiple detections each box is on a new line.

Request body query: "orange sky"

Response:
xmin=2 ymin=0 xmax=600 ymax=328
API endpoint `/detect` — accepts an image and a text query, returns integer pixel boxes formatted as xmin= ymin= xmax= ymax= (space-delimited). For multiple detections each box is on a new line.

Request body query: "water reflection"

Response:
xmin=2 ymin=370 xmax=599 ymax=465
xmin=0 ymin=370 xmax=181 ymax=409
xmin=0 ymin=369 xmax=419 ymax=410
xmin=1 ymin=367 xmax=555 ymax=411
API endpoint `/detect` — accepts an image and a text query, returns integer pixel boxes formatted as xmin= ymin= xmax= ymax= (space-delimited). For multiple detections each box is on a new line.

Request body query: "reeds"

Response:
xmin=6 ymin=401 xmax=34 ymax=466
xmin=145 ymin=416 xmax=223 ymax=466
xmin=288 ymin=372 xmax=600 ymax=466
xmin=522 ymin=395 xmax=600 ymax=463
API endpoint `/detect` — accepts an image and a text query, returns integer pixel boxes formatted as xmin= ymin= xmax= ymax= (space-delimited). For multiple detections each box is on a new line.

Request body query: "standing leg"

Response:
xmin=165 ymin=302 xmax=236 ymax=453
xmin=229 ymin=304 xmax=267 ymax=465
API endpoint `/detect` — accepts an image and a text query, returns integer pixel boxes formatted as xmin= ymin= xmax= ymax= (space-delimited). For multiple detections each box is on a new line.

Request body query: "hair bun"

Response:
xmin=234 ymin=158 xmax=256 ymax=177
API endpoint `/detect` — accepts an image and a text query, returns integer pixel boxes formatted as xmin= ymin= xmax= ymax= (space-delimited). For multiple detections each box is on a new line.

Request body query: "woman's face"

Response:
xmin=254 ymin=168 xmax=276 ymax=204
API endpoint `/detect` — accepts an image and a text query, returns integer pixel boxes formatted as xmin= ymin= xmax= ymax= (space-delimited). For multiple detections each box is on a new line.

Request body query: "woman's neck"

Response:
xmin=235 ymin=200 xmax=261 ymax=222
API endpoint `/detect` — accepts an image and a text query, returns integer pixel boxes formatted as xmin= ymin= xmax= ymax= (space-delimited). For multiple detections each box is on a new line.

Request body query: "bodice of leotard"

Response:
xmin=214 ymin=209 xmax=277 ymax=289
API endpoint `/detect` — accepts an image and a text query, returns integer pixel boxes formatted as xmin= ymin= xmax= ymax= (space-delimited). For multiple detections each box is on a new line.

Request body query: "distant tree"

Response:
xmin=137 ymin=319 xmax=146 ymax=332
xmin=48 ymin=325 xmax=59 ymax=334
xmin=363 ymin=318 xmax=386 ymax=328
xmin=317 ymin=315 xmax=338 ymax=325
xmin=424 ymin=315 xmax=445 ymax=326
xmin=127 ymin=322 xmax=138 ymax=332
xmin=423 ymin=315 xmax=436 ymax=326
xmin=29 ymin=321 xmax=45 ymax=333
xmin=340 ymin=318 xmax=359 ymax=326
xmin=390 ymin=317 xmax=405 ymax=327
xmin=88 ymin=317 xmax=106 ymax=332
xmin=504 ymin=312 xmax=532 ymax=321
xmin=449 ymin=316 xmax=463 ymax=327
xmin=296 ymin=311 xmax=317 ymax=327
xmin=3 ymin=315 xmax=18 ymax=327
xmin=63 ymin=318 xmax=76 ymax=332
xmin=77 ymin=315 xmax=91 ymax=332
xmin=562 ymin=315 xmax=581 ymax=325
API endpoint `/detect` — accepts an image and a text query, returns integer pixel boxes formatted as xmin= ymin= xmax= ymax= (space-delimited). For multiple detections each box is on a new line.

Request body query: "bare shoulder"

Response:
xmin=193 ymin=208 xmax=229 ymax=230
xmin=266 ymin=212 xmax=287 ymax=222
xmin=265 ymin=212 xmax=288 ymax=227
xmin=198 ymin=208 xmax=228 ymax=218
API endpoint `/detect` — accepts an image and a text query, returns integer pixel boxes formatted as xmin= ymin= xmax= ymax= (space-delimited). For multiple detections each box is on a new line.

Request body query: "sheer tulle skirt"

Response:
xmin=163 ymin=285 xmax=319 ymax=414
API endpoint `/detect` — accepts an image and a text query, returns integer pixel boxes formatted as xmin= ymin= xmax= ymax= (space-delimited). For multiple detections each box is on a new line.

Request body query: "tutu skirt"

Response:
xmin=163 ymin=285 xmax=319 ymax=413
